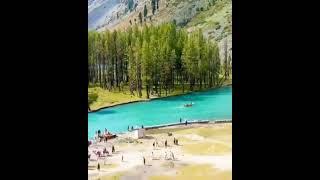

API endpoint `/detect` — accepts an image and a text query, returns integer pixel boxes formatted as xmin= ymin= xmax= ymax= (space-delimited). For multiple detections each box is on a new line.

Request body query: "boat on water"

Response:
xmin=184 ymin=102 xmax=193 ymax=107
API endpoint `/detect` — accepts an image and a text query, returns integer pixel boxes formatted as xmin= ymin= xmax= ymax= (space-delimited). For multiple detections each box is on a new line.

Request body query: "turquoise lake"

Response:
xmin=88 ymin=86 xmax=232 ymax=138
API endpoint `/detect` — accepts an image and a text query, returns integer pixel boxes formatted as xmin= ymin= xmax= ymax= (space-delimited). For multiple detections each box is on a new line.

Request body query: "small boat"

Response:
xmin=105 ymin=134 xmax=117 ymax=139
xmin=99 ymin=132 xmax=117 ymax=140
xmin=184 ymin=103 xmax=193 ymax=107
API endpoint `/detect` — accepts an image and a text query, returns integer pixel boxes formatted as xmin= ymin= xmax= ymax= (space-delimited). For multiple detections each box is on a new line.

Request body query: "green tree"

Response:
xmin=139 ymin=12 xmax=143 ymax=24
xmin=151 ymin=0 xmax=156 ymax=15
xmin=88 ymin=23 xmax=223 ymax=98
xmin=144 ymin=4 xmax=148 ymax=17
xmin=88 ymin=92 xmax=98 ymax=111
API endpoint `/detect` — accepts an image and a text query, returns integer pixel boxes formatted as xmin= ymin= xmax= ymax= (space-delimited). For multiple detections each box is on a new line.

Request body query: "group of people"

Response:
xmin=180 ymin=118 xmax=188 ymax=125
xmin=91 ymin=123 xmax=183 ymax=172
xmin=89 ymin=145 xmax=115 ymax=159
xmin=127 ymin=125 xmax=145 ymax=131
xmin=88 ymin=144 xmax=117 ymax=169
xmin=152 ymin=137 xmax=178 ymax=149
xmin=89 ymin=128 xmax=117 ymax=170
xmin=127 ymin=126 xmax=134 ymax=131
xmin=94 ymin=128 xmax=113 ymax=142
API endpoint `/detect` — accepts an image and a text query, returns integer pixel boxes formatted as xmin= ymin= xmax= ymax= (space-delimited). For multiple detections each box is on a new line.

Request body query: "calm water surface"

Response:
xmin=88 ymin=86 xmax=232 ymax=138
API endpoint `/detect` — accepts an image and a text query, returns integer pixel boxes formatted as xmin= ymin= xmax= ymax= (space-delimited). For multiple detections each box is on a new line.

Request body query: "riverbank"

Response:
xmin=89 ymin=80 xmax=232 ymax=112
xmin=88 ymin=122 xmax=232 ymax=180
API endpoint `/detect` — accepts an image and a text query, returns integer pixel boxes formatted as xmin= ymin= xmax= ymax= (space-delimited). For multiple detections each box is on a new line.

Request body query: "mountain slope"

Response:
xmin=88 ymin=0 xmax=232 ymax=59
xmin=88 ymin=0 xmax=121 ymax=30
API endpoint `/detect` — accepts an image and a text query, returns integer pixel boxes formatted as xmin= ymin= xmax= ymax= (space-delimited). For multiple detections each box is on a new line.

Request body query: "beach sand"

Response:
xmin=88 ymin=122 xmax=232 ymax=180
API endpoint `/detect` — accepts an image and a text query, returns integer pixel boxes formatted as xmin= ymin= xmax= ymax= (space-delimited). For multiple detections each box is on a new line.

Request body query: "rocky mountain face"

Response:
xmin=88 ymin=0 xmax=231 ymax=61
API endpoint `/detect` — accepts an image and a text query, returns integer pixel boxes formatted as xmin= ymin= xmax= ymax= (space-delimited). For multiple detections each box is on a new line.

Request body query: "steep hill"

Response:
xmin=88 ymin=0 xmax=232 ymax=60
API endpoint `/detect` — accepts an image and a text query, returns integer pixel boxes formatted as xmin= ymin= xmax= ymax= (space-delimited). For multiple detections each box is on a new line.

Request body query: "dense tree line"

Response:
xmin=88 ymin=23 xmax=223 ymax=98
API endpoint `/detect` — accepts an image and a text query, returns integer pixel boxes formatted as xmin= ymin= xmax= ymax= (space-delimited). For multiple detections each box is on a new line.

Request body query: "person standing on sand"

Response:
xmin=97 ymin=163 xmax=100 ymax=171
xmin=122 ymin=155 xmax=123 ymax=162
xmin=143 ymin=157 xmax=146 ymax=165
xmin=153 ymin=142 xmax=155 ymax=148
xmin=185 ymin=120 xmax=187 ymax=126
xmin=112 ymin=145 xmax=115 ymax=153
xmin=165 ymin=140 xmax=167 ymax=148
xmin=173 ymin=138 xmax=176 ymax=145
xmin=94 ymin=131 xmax=98 ymax=142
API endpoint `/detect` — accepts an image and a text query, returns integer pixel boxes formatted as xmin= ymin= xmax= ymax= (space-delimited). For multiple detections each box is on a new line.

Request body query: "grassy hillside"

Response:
xmin=103 ymin=0 xmax=232 ymax=59
xmin=186 ymin=0 xmax=231 ymax=42
xmin=185 ymin=0 xmax=232 ymax=60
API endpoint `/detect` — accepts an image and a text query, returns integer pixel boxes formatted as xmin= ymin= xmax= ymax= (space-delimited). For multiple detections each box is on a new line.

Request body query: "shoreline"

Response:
xmin=88 ymin=119 xmax=232 ymax=140
xmin=133 ymin=119 xmax=232 ymax=131
xmin=89 ymin=83 xmax=232 ymax=113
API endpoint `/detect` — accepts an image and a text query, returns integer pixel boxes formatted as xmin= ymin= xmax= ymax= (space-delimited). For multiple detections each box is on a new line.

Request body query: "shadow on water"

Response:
xmin=157 ymin=95 xmax=208 ymax=102
xmin=95 ymin=110 xmax=117 ymax=115
xmin=156 ymin=88 xmax=229 ymax=102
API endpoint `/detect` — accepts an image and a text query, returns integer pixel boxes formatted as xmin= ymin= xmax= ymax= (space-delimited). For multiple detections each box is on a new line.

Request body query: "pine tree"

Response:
xmin=142 ymin=39 xmax=152 ymax=98
xmin=88 ymin=23 xmax=223 ymax=97
xmin=144 ymin=4 xmax=148 ymax=17
xmin=223 ymin=39 xmax=228 ymax=80
xmin=151 ymin=0 xmax=156 ymax=15
xmin=139 ymin=12 xmax=143 ymax=24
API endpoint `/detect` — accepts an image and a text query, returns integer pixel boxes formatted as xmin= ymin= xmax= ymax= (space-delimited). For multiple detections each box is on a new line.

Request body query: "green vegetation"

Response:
xmin=88 ymin=87 xmax=145 ymax=110
xmin=186 ymin=0 xmax=231 ymax=42
xmin=144 ymin=4 xmax=148 ymax=18
xmin=89 ymin=23 xmax=226 ymax=106
xmin=128 ymin=0 xmax=134 ymax=12
xmin=88 ymin=91 xmax=98 ymax=110
xmin=88 ymin=83 xmax=202 ymax=110
xmin=151 ymin=0 xmax=156 ymax=15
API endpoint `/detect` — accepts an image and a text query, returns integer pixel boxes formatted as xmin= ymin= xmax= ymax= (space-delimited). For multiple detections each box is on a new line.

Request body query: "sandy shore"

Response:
xmin=88 ymin=122 xmax=232 ymax=180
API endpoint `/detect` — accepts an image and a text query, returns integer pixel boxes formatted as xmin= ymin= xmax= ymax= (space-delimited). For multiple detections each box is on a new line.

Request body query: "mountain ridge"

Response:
xmin=88 ymin=0 xmax=231 ymax=60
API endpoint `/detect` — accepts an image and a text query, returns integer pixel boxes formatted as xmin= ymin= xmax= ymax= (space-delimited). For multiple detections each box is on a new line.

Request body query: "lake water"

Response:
xmin=88 ymin=86 xmax=232 ymax=138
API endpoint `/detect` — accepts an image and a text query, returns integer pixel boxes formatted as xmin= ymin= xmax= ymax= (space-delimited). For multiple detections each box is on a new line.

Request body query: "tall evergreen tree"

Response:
xmin=88 ymin=23 xmax=224 ymax=99
xmin=138 ymin=12 xmax=143 ymax=24
xmin=144 ymin=4 xmax=148 ymax=17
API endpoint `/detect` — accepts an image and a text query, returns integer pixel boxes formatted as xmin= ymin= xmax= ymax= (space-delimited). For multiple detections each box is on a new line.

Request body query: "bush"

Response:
xmin=88 ymin=92 xmax=98 ymax=105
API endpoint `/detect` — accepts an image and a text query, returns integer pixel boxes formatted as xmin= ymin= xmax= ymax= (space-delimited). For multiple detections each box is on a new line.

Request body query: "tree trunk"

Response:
xmin=146 ymin=84 xmax=150 ymax=99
